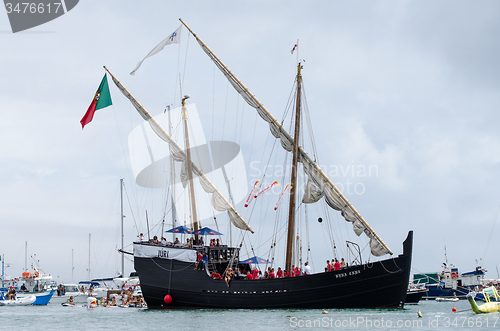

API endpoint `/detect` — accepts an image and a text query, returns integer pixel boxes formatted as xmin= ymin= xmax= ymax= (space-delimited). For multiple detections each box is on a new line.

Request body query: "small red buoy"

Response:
xmin=452 ymin=307 xmax=457 ymax=312
xmin=164 ymin=294 xmax=172 ymax=304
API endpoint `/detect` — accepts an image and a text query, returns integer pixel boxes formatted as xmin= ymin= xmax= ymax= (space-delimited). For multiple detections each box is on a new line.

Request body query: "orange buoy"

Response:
xmin=164 ymin=294 xmax=172 ymax=304
xmin=452 ymin=307 xmax=457 ymax=312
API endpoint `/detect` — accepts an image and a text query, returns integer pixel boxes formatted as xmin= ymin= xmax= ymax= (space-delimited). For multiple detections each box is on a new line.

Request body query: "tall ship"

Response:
xmin=100 ymin=19 xmax=413 ymax=309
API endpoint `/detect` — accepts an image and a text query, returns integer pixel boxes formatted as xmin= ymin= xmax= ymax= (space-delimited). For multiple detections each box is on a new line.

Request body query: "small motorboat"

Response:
xmin=51 ymin=284 xmax=88 ymax=304
xmin=435 ymin=291 xmax=460 ymax=302
xmin=0 ymin=295 xmax=36 ymax=306
xmin=435 ymin=297 xmax=459 ymax=302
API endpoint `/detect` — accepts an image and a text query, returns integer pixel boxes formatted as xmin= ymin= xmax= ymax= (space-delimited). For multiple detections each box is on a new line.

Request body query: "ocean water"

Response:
xmin=0 ymin=299 xmax=497 ymax=330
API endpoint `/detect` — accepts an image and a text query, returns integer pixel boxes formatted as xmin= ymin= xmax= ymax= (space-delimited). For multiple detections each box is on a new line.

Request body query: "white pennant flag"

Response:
xmin=130 ymin=25 xmax=182 ymax=75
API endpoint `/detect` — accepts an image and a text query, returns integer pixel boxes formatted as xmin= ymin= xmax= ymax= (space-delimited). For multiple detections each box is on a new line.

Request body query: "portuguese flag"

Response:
xmin=80 ymin=74 xmax=112 ymax=129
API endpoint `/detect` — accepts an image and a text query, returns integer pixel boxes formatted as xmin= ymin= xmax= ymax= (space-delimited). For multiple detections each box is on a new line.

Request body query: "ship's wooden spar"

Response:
xmin=103 ymin=66 xmax=254 ymax=234
xmin=179 ymin=18 xmax=391 ymax=256
xmin=181 ymin=95 xmax=200 ymax=235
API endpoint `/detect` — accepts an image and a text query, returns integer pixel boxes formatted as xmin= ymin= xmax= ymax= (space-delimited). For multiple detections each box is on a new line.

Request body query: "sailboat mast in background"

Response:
xmin=88 ymin=234 xmax=91 ymax=280
xmin=120 ymin=178 xmax=125 ymax=277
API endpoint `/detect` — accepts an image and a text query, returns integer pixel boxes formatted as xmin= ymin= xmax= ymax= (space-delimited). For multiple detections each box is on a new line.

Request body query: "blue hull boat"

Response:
xmin=424 ymin=284 xmax=471 ymax=299
xmin=16 ymin=289 xmax=55 ymax=305
xmin=414 ymin=265 xmax=486 ymax=299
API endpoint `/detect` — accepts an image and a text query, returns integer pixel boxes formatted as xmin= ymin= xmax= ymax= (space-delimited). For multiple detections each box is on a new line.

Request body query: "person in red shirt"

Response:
xmin=194 ymin=252 xmax=203 ymax=270
xmin=284 ymin=270 xmax=290 ymax=277
xmin=269 ymin=268 xmax=275 ymax=279
xmin=326 ymin=260 xmax=332 ymax=272
xmin=333 ymin=259 xmax=341 ymax=271
xmin=276 ymin=267 xmax=283 ymax=278
xmin=211 ymin=271 xmax=222 ymax=279
xmin=290 ymin=265 xmax=296 ymax=277
xmin=246 ymin=272 xmax=253 ymax=280
xmin=251 ymin=268 xmax=259 ymax=279
xmin=294 ymin=267 xmax=301 ymax=277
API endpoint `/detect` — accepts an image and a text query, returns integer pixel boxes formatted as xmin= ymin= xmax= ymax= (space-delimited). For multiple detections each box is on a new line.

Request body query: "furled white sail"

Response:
xmin=104 ymin=67 xmax=254 ymax=234
xmin=179 ymin=19 xmax=390 ymax=256
xmin=128 ymin=105 xmax=249 ymax=227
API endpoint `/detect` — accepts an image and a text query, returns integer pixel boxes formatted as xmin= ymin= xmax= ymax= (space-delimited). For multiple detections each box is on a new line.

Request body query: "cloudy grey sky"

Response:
xmin=1 ymin=1 xmax=500 ymax=284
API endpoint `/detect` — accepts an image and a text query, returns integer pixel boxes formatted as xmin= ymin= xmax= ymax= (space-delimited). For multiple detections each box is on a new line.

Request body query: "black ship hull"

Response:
xmin=134 ymin=231 xmax=412 ymax=309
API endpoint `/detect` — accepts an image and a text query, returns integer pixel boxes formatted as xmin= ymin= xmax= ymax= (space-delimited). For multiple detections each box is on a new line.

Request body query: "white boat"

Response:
xmin=15 ymin=270 xmax=55 ymax=305
xmin=78 ymin=281 xmax=110 ymax=298
xmin=436 ymin=297 xmax=459 ymax=302
xmin=50 ymin=284 xmax=88 ymax=304
xmin=1 ymin=255 xmax=55 ymax=305
xmin=0 ymin=295 xmax=36 ymax=306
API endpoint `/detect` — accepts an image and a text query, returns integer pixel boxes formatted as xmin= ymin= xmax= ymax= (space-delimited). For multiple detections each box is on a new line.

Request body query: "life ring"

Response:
xmin=22 ymin=272 xmax=31 ymax=278
xmin=451 ymin=272 xmax=458 ymax=279
xmin=33 ymin=271 xmax=39 ymax=278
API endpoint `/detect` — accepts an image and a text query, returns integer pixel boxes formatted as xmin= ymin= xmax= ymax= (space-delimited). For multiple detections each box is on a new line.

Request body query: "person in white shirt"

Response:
xmin=303 ymin=262 xmax=312 ymax=275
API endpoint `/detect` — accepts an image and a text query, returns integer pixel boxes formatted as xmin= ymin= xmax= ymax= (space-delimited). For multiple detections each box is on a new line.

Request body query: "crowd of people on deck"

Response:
xmin=138 ymin=233 xmax=211 ymax=248
xmin=209 ymin=239 xmax=221 ymax=247
xmin=325 ymin=258 xmax=348 ymax=271
xmin=208 ymin=262 xmax=325 ymax=286
xmin=206 ymin=257 xmax=349 ymax=286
